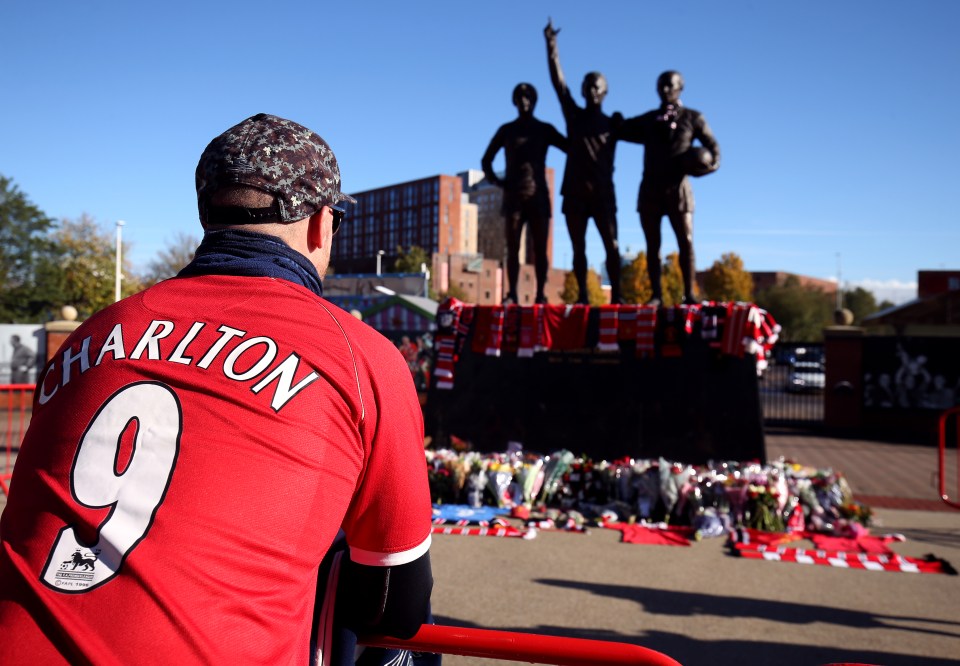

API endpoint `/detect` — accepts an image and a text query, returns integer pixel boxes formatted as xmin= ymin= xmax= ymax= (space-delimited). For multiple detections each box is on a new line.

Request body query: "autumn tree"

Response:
xmin=701 ymin=252 xmax=754 ymax=303
xmin=37 ymin=215 xmax=143 ymax=319
xmin=560 ymin=268 xmax=606 ymax=305
xmin=660 ymin=252 xmax=688 ymax=306
xmin=0 ymin=176 xmax=57 ymax=322
xmin=143 ymin=232 xmax=200 ymax=286
xmin=620 ymin=252 xmax=652 ymax=304
xmin=754 ymin=274 xmax=833 ymax=342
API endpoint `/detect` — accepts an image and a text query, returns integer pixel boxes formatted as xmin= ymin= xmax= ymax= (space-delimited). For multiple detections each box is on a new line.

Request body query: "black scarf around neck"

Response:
xmin=177 ymin=229 xmax=323 ymax=297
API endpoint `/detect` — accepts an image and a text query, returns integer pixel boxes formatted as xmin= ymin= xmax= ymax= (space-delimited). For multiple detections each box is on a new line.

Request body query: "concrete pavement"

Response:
xmin=426 ymin=429 xmax=960 ymax=666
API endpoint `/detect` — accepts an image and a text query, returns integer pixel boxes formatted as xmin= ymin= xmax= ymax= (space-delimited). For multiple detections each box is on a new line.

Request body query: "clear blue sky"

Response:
xmin=4 ymin=1 xmax=958 ymax=304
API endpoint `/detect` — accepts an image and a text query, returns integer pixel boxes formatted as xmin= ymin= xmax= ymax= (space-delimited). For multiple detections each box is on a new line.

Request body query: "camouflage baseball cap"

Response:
xmin=196 ymin=113 xmax=355 ymax=224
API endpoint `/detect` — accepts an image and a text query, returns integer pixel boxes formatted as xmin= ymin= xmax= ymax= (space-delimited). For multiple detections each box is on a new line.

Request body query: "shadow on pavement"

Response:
xmin=533 ymin=580 xmax=960 ymax=637
xmin=894 ymin=526 xmax=960 ymax=549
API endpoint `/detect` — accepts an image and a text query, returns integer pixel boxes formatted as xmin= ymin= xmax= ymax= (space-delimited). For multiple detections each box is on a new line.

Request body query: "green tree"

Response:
xmin=392 ymin=245 xmax=454 ymax=300
xmin=143 ymin=232 xmax=199 ymax=286
xmin=560 ymin=269 xmax=606 ymax=305
xmin=392 ymin=246 xmax=431 ymax=274
xmin=754 ymin=274 xmax=833 ymax=342
xmin=620 ymin=252 xmax=652 ymax=304
xmin=0 ymin=176 xmax=57 ymax=322
xmin=841 ymin=286 xmax=879 ymax=325
xmin=701 ymin=252 xmax=754 ymax=302
xmin=38 ymin=215 xmax=143 ymax=319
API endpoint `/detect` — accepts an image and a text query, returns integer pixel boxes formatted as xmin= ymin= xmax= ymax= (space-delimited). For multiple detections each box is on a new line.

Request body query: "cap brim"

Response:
xmin=337 ymin=192 xmax=357 ymax=205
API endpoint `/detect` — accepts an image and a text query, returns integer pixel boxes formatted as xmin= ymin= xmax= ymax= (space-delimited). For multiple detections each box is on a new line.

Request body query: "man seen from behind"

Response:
xmin=0 ymin=113 xmax=435 ymax=665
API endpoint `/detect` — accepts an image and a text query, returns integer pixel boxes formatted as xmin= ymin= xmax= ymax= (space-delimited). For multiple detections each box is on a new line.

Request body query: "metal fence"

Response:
xmin=760 ymin=342 xmax=825 ymax=427
xmin=1 ymin=385 xmax=33 ymax=495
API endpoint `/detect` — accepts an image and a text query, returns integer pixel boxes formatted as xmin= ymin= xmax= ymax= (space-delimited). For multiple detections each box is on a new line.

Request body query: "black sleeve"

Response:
xmin=481 ymin=127 xmax=505 ymax=186
xmin=617 ymin=114 xmax=646 ymax=144
xmin=334 ymin=550 xmax=434 ymax=639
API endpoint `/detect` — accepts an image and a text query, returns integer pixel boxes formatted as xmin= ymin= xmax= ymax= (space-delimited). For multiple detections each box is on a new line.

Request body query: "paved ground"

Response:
xmin=2 ymin=428 xmax=958 ymax=665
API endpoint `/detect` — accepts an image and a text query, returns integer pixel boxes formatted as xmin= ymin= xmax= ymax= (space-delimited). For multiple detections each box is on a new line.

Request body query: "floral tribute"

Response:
xmin=424 ymin=447 xmax=873 ymax=539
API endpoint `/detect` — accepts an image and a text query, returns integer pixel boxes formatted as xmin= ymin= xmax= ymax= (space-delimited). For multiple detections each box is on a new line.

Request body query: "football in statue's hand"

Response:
xmin=681 ymin=147 xmax=716 ymax=177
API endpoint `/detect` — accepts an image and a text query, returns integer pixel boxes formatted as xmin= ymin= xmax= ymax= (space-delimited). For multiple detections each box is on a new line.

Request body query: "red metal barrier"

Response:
xmin=938 ymin=406 xmax=960 ymax=510
xmin=1 ymin=384 xmax=33 ymax=496
xmin=361 ymin=624 xmax=681 ymax=666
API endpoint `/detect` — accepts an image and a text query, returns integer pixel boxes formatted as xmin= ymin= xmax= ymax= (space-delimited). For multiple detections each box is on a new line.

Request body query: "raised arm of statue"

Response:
xmin=481 ymin=126 xmax=506 ymax=187
xmin=544 ymin=19 xmax=575 ymax=116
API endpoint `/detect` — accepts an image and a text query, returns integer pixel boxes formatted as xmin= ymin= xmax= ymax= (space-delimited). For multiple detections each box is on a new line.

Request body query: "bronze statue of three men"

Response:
xmin=482 ymin=19 xmax=720 ymax=305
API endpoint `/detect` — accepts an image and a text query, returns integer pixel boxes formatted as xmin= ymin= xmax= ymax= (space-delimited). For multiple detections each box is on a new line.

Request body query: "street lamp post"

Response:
xmin=421 ymin=262 xmax=430 ymax=298
xmin=377 ymin=250 xmax=385 ymax=276
xmin=115 ymin=220 xmax=126 ymax=302
xmin=836 ymin=252 xmax=843 ymax=310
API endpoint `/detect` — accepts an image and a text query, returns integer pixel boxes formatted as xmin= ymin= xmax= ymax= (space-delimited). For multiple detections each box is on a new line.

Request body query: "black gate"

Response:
xmin=761 ymin=342 xmax=825 ymax=426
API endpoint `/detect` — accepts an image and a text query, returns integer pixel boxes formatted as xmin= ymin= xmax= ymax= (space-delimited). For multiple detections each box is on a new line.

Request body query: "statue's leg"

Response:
xmin=505 ymin=210 xmax=524 ymax=302
xmin=668 ymin=208 xmax=696 ymax=303
xmin=639 ymin=206 xmax=663 ymax=303
xmin=565 ymin=211 xmax=589 ymax=303
xmin=596 ymin=205 xmax=622 ymax=304
xmin=530 ymin=208 xmax=550 ymax=303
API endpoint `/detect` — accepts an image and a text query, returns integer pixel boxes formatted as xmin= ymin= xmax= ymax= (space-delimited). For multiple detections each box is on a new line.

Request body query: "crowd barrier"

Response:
xmin=938 ymin=406 xmax=960 ymax=510
xmin=1 ymin=384 xmax=33 ymax=496
xmin=361 ymin=624 xmax=681 ymax=666
xmin=360 ymin=625 xmax=879 ymax=665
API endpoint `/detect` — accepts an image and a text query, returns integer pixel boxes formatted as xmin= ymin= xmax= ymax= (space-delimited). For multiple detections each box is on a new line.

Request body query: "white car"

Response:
xmin=787 ymin=360 xmax=825 ymax=393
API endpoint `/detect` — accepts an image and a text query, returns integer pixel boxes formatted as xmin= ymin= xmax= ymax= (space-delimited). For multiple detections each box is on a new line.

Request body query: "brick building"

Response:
xmin=331 ymin=169 xmax=563 ymax=305
xmin=330 ymin=174 xmax=472 ymax=275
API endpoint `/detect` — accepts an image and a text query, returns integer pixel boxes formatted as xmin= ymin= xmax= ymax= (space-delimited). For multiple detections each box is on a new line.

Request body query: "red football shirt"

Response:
xmin=0 ymin=275 xmax=432 ymax=664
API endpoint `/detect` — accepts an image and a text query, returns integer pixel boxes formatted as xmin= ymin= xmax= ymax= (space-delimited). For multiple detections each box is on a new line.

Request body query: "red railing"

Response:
xmin=361 ymin=624 xmax=681 ymax=666
xmin=1 ymin=384 xmax=33 ymax=496
xmin=938 ymin=406 xmax=960 ymax=510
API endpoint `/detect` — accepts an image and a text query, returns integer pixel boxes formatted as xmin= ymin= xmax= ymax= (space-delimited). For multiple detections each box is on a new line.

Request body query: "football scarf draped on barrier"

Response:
xmin=433 ymin=300 xmax=780 ymax=390
xmin=636 ymin=305 xmax=658 ymax=358
xmin=596 ymin=306 xmax=620 ymax=352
